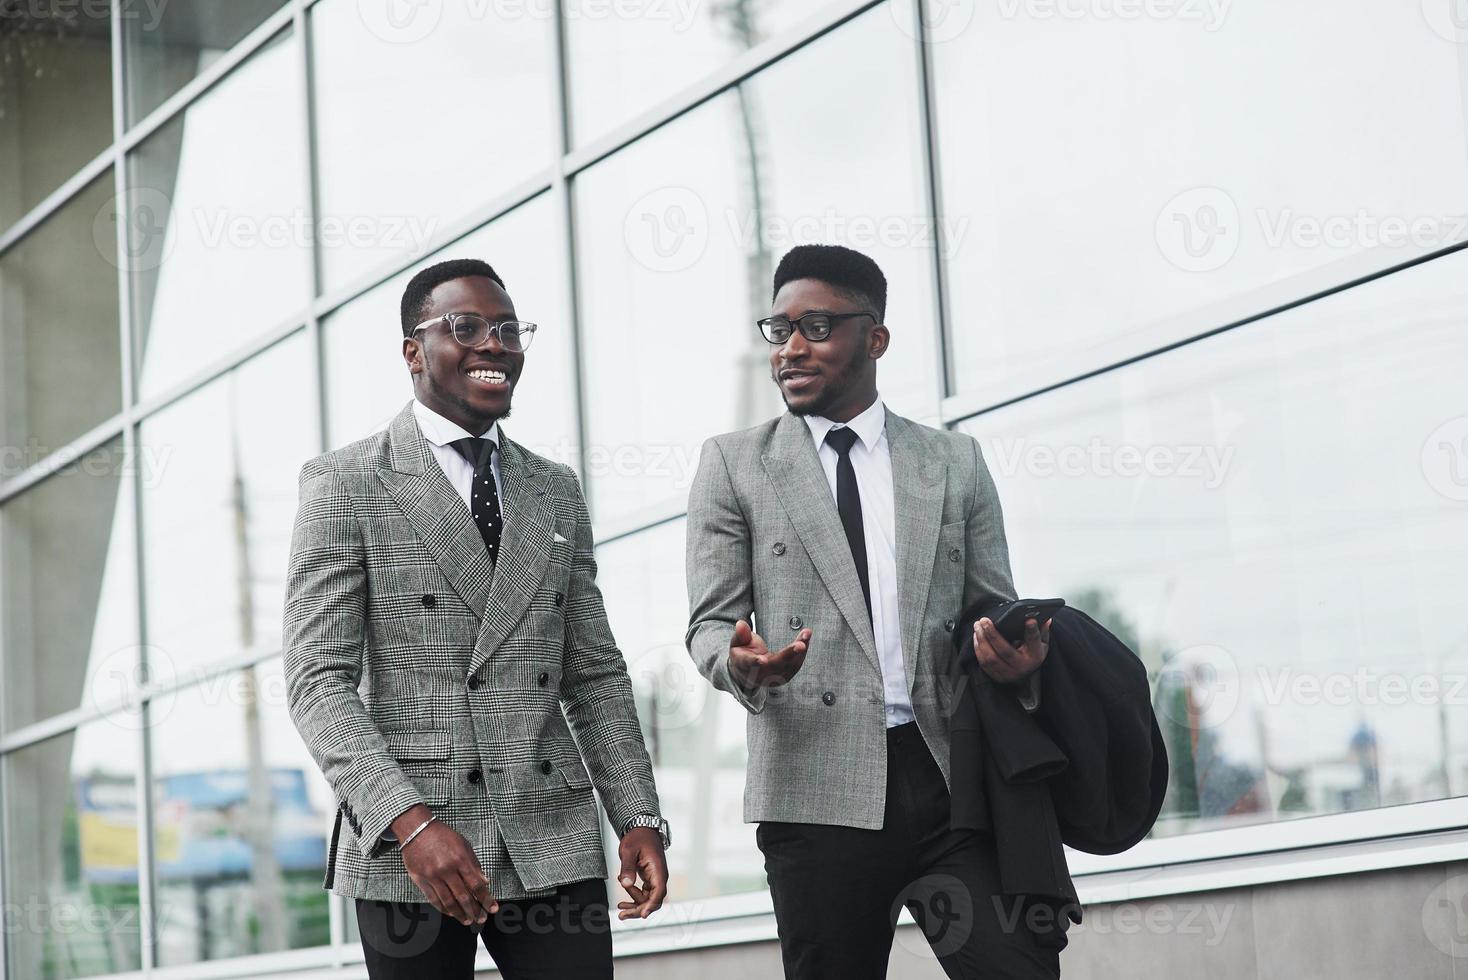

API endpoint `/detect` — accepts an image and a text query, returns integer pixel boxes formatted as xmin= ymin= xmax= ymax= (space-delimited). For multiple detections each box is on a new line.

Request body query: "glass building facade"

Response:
xmin=2 ymin=0 xmax=1466 ymax=976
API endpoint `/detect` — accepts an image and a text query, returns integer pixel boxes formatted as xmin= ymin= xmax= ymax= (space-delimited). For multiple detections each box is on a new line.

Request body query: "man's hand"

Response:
xmin=973 ymin=616 xmax=1050 ymax=685
xmin=727 ymin=619 xmax=810 ymax=692
xmin=391 ymin=804 xmax=497 ymax=927
xmin=615 ymin=827 xmax=668 ymax=920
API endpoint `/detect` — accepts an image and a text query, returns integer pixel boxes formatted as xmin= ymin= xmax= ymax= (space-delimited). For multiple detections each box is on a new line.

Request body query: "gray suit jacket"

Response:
xmin=284 ymin=400 xmax=659 ymax=902
xmin=685 ymin=408 xmax=1016 ymax=829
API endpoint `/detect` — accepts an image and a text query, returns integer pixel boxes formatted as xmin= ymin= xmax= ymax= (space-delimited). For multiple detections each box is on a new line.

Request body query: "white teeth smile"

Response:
xmin=468 ymin=369 xmax=507 ymax=384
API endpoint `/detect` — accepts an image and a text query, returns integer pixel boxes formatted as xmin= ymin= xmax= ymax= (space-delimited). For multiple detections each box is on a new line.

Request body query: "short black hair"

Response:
xmin=771 ymin=244 xmax=887 ymax=322
xmin=400 ymin=258 xmax=506 ymax=337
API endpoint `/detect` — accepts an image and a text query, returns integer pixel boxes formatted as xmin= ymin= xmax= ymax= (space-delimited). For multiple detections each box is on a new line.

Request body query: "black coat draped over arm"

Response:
xmin=947 ymin=604 xmax=1169 ymax=923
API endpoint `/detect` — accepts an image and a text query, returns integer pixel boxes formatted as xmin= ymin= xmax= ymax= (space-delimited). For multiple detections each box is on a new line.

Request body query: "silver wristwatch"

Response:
xmin=622 ymin=815 xmax=671 ymax=850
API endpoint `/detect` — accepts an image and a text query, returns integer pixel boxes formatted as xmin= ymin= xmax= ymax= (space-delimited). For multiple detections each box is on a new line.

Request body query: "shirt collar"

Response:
xmin=412 ymin=398 xmax=501 ymax=449
xmin=803 ymin=395 xmax=886 ymax=454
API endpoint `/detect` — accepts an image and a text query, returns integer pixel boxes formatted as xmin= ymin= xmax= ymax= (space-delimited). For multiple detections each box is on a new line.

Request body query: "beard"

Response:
xmin=773 ymin=339 xmax=869 ymax=418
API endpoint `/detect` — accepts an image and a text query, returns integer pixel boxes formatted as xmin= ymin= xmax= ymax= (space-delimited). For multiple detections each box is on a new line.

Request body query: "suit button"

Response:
xmin=466 ymin=768 xmax=483 ymax=784
xmin=821 ymin=691 xmax=836 ymax=706
xmin=540 ymin=760 xmax=553 ymax=775
xmin=948 ymin=548 xmax=961 ymax=562
xmin=467 ymin=676 xmax=482 ymax=690
xmin=943 ymin=619 xmax=956 ymax=633
xmin=421 ymin=594 xmax=437 ymax=607
xmin=789 ymin=616 xmax=803 ymax=630
xmin=772 ymin=542 xmax=786 ymax=556
xmin=538 ymin=671 xmax=550 ymax=687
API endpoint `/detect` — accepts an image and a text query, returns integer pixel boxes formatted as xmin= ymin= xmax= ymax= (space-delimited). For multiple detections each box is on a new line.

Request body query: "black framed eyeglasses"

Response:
xmin=757 ymin=310 xmax=878 ymax=344
xmin=412 ymin=313 xmax=538 ymax=352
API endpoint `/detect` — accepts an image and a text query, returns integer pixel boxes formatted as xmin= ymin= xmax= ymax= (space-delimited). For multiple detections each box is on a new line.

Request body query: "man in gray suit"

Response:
xmin=285 ymin=258 xmax=669 ymax=979
xmin=685 ymin=244 xmax=1056 ymax=978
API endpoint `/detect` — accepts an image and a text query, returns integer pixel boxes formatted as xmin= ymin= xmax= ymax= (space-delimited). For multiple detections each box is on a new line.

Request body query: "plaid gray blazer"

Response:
xmin=685 ymin=409 xmax=1016 ymax=829
xmin=284 ymin=399 xmax=659 ymax=903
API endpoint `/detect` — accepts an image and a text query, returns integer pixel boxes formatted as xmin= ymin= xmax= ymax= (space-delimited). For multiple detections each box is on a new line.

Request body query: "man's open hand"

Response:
xmin=392 ymin=805 xmax=497 ymax=927
xmin=727 ymin=619 xmax=809 ymax=692
xmin=972 ymin=616 xmax=1050 ymax=685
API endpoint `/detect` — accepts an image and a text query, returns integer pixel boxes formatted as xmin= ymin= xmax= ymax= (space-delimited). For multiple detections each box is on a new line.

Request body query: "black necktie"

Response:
xmin=449 ymin=437 xmax=502 ymax=563
xmin=824 ymin=426 xmax=871 ymax=623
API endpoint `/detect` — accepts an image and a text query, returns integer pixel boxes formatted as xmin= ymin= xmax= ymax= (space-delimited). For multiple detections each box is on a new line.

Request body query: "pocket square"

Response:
xmin=553 ymin=531 xmax=568 ymax=544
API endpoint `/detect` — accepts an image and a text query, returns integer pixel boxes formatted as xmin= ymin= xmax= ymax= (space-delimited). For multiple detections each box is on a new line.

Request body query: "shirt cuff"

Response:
xmin=1016 ymin=671 xmax=1042 ymax=713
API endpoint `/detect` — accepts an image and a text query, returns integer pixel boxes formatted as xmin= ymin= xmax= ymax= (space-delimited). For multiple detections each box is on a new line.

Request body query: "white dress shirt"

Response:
xmin=802 ymin=396 xmax=914 ymax=728
xmin=413 ymin=398 xmax=505 ymax=509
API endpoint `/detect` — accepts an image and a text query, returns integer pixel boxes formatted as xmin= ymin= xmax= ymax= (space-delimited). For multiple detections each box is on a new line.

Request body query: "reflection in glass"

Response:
xmin=128 ymin=30 xmax=310 ymax=400
xmin=0 ymin=0 xmax=113 ymax=229
xmin=322 ymin=194 xmax=576 ymax=467
xmin=596 ymin=519 xmax=764 ymax=901
xmin=309 ymin=0 xmax=555 ymax=289
xmin=956 ymin=248 xmax=1468 ymax=836
xmin=1 ymin=438 xmax=138 ymax=733
xmin=138 ymin=332 xmax=313 ymax=675
xmin=3 ymin=720 xmax=143 ymax=979
xmin=0 ymin=175 xmax=123 ymax=473
xmin=929 ymin=0 xmax=1468 ymax=398
xmin=564 ymin=0 xmax=832 ymax=146
xmin=573 ymin=5 xmax=938 ymax=525
xmin=123 ymin=0 xmax=289 ymax=126
xmin=149 ymin=658 xmax=334 ymax=966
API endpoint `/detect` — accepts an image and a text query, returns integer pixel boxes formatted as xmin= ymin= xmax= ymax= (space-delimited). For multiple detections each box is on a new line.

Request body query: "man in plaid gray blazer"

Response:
xmin=686 ymin=245 xmax=1058 ymax=979
xmin=285 ymin=259 xmax=667 ymax=979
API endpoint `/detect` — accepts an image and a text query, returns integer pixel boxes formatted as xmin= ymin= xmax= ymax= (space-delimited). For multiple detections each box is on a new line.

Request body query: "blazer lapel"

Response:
xmin=377 ymin=401 xmax=494 ymax=619
xmin=887 ymin=411 xmax=947 ymax=686
xmin=760 ymin=412 xmax=881 ymax=675
xmin=468 ymin=433 xmax=554 ymax=675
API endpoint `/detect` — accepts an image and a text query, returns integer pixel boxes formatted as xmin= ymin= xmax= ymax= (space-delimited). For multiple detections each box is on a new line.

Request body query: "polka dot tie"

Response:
xmin=449 ymin=437 xmax=502 ymax=563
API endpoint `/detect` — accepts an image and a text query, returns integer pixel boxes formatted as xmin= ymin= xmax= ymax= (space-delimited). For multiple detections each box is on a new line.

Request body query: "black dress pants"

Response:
xmin=355 ymin=877 xmax=611 ymax=979
xmin=757 ymin=722 xmax=1064 ymax=979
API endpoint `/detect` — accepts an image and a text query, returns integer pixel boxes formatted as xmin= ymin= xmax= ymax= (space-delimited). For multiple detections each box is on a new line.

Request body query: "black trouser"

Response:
xmin=355 ymin=877 xmax=611 ymax=980
xmin=757 ymin=722 xmax=1064 ymax=979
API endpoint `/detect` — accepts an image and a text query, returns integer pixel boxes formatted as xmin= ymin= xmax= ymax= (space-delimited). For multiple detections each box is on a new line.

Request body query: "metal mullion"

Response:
xmin=938 ymin=235 xmax=1468 ymax=430
xmin=0 ymin=149 xmax=115 ymax=259
xmin=558 ymin=0 xmax=880 ymax=177
xmin=115 ymin=4 xmax=298 ymax=155
xmin=550 ymin=0 xmax=590 ymax=503
xmin=909 ymin=0 xmax=956 ymax=399
xmin=308 ymin=171 xmax=555 ymax=323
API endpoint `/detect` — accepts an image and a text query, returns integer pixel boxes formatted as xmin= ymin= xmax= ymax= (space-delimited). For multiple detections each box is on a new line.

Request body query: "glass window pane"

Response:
xmin=0 ymin=175 xmax=123 ymax=474
xmin=0 ymin=0 xmax=113 ymax=230
xmin=322 ymin=194 xmax=576 ymax=464
xmin=123 ymin=0 xmax=289 ymax=126
xmin=955 ymin=247 xmax=1468 ymax=836
xmin=3 ymin=719 xmax=143 ymax=979
xmin=138 ymin=332 xmax=314 ymax=676
xmin=149 ymin=658 xmax=334 ymax=966
xmin=563 ymin=0 xmax=834 ymax=146
xmin=573 ymin=5 xmax=938 ymax=525
xmin=128 ymin=29 xmax=310 ymax=401
xmin=310 ymin=0 xmax=556 ymax=290
xmin=596 ymin=519 xmax=764 ymax=901
xmin=2 ymin=438 xmax=138 ymax=733
xmin=930 ymin=2 xmax=1468 ymax=400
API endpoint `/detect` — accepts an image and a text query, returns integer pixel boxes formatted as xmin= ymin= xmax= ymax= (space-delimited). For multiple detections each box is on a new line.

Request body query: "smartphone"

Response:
xmin=983 ymin=598 xmax=1066 ymax=646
